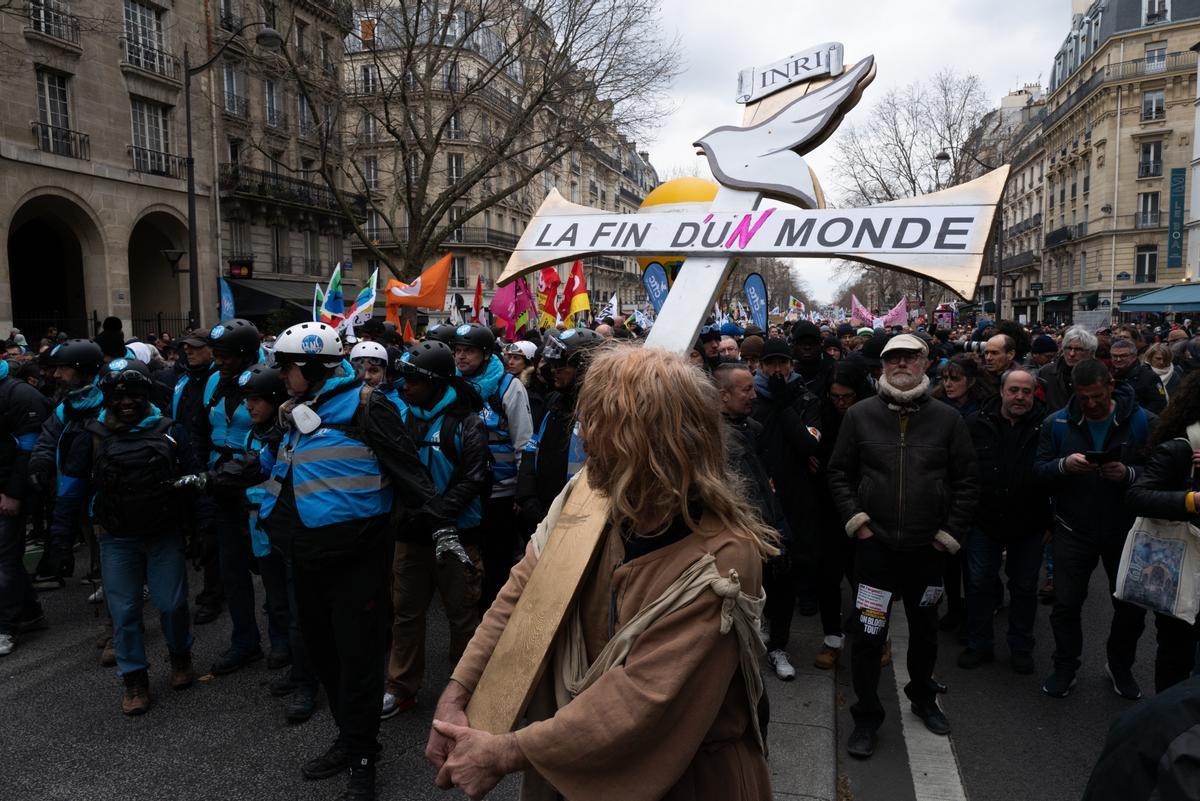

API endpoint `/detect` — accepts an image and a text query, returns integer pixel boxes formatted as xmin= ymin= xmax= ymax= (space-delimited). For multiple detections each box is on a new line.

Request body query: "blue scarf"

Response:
xmin=409 ymin=386 xmax=457 ymax=422
xmin=460 ymin=354 xmax=504 ymax=400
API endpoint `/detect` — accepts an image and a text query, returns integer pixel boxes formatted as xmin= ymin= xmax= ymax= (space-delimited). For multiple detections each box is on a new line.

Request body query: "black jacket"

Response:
xmin=1116 ymin=361 xmax=1167 ymax=414
xmin=0 ymin=375 xmax=52 ymax=499
xmin=1125 ymin=437 xmax=1200 ymax=522
xmin=172 ymin=364 xmax=215 ymax=459
xmin=1037 ymin=356 xmax=1074 ymax=412
xmin=793 ymin=354 xmax=836 ymax=397
xmin=751 ymin=372 xmax=822 ymax=538
xmin=516 ymin=388 xmax=576 ymax=527
xmin=1033 ymin=383 xmax=1155 ymax=539
xmin=401 ymin=384 xmax=490 ymax=545
xmin=29 ymin=384 xmax=104 ymax=490
xmin=965 ymin=396 xmax=1052 ymax=541
xmin=724 ymin=413 xmax=791 ymax=548
xmin=827 ymin=390 xmax=978 ymax=550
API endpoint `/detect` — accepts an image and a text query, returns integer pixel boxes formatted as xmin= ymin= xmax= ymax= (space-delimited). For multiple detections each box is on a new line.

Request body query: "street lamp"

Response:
xmin=183 ymin=23 xmax=282 ymax=329
xmin=936 ymin=148 xmax=1006 ymax=319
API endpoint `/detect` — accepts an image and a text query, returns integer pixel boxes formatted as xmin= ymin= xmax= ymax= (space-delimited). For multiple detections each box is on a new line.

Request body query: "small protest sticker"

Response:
xmin=919 ymin=585 xmax=945 ymax=607
xmin=855 ymin=583 xmax=891 ymax=613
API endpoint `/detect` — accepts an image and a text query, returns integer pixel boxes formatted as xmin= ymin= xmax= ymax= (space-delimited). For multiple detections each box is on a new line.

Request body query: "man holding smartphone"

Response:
xmin=1034 ymin=359 xmax=1156 ymax=701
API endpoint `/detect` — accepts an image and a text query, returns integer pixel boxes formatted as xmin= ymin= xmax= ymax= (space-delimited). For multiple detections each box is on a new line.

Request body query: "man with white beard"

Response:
xmin=827 ymin=334 xmax=978 ymax=760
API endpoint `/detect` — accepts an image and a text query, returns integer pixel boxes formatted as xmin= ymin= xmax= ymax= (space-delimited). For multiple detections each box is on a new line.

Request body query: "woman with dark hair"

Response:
xmin=931 ymin=355 xmax=993 ymax=417
xmin=1124 ymin=371 xmax=1200 ymax=692
xmin=811 ymin=362 xmax=875 ymax=670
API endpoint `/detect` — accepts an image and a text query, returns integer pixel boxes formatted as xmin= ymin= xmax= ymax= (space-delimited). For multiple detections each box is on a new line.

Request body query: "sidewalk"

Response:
xmin=766 ymin=607 xmax=838 ymax=801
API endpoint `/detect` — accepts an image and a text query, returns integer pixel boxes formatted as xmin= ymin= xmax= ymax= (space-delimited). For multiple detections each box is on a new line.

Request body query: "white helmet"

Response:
xmin=349 ymin=340 xmax=388 ymax=364
xmin=273 ymin=322 xmax=343 ymax=368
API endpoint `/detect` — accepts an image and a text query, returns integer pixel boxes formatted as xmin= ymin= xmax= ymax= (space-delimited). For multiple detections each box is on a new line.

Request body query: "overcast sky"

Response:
xmin=642 ymin=0 xmax=1070 ymax=304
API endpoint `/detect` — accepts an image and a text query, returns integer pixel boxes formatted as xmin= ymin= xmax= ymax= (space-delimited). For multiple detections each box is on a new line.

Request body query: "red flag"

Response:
xmin=402 ymin=320 xmax=416 ymax=343
xmin=557 ymin=260 xmax=590 ymax=326
xmin=537 ymin=267 xmax=561 ymax=326
xmin=471 ymin=275 xmax=484 ymax=323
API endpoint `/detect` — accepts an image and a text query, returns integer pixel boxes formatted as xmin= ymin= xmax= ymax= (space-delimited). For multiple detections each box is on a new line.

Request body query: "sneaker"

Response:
xmin=1041 ymin=668 xmax=1077 ymax=698
xmin=170 ymin=652 xmax=195 ymax=690
xmin=87 ymin=586 xmax=105 ymax=604
xmin=0 ymin=633 xmax=13 ymax=656
xmin=302 ymin=742 xmax=352 ymax=780
xmin=380 ymin=691 xmax=416 ymax=719
xmin=121 ymin=670 xmax=152 ymax=716
xmin=17 ymin=608 xmax=47 ymax=634
xmin=880 ymin=640 xmax=892 ymax=667
xmin=340 ymin=756 xmax=376 ymax=801
xmin=1011 ymin=652 xmax=1035 ymax=675
xmin=813 ymin=645 xmax=839 ymax=670
xmin=287 ymin=686 xmax=317 ymax=723
xmin=1105 ymin=663 xmax=1142 ymax=700
xmin=30 ymin=571 xmax=64 ymax=590
xmin=211 ymin=646 xmax=264 ymax=676
xmin=767 ymin=649 xmax=796 ymax=681
xmin=845 ymin=725 xmax=876 ymax=759
xmin=1038 ymin=580 xmax=1055 ymax=605
xmin=956 ymin=647 xmax=994 ymax=670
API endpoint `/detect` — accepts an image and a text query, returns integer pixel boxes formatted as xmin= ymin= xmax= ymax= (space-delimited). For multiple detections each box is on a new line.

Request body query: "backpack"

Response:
xmin=427 ymin=410 xmax=495 ymax=505
xmin=90 ymin=418 xmax=182 ymax=536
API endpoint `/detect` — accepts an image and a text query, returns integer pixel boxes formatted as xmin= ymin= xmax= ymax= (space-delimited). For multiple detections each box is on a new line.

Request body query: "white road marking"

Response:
xmin=890 ymin=611 xmax=969 ymax=801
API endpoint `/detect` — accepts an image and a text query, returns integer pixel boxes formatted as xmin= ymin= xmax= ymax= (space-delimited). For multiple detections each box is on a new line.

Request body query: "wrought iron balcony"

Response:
xmin=31 ymin=121 xmax=89 ymax=159
xmin=265 ymin=108 xmax=288 ymax=131
xmin=219 ymin=163 xmax=361 ymax=215
xmin=28 ymin=3 xmax=81 ymax=45
xmin=222 ymin=92 xmax=249 ymax=118
xmin=1138 ymin=161 xmax=1163 ymax=178
xmin=129 ymin=146 xmax=185 ymax=178
xmin=1135 ymin=211 xmax=1162 ymax=228
xmin=121 ymin=38 xmax=180 ymax=81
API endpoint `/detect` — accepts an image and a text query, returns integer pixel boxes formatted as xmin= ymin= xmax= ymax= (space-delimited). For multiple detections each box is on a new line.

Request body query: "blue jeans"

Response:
xmin=99 ymin=533 xmax=192 ymax=676
xmin=216 ymin=507 xmax=261 ymax=655
xmin=965 ymin=532 xmax=1042 ymax=654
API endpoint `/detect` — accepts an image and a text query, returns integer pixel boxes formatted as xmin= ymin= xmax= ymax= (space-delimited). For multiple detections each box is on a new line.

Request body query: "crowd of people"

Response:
xmin=1 ymin=308 xmax=1199 ymax=797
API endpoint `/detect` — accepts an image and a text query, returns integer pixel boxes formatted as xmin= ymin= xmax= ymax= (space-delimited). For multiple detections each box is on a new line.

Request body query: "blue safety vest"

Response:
xmin=172 ymin=365 xmax=211 ymax=419
xmin=243 ymin=426 xmax=279 ymax=558
xmin=527 ymin=414 xmax=587 ymax=482
xmin=203 ymin=372 xmax=254 ymax=467
xmin=461 ymin=356 xmax=517 ymax=482
xmin=405 ymin=387 xmax=481 ymax=530
xmin=258 ymin=380 xmax=392 ymax=529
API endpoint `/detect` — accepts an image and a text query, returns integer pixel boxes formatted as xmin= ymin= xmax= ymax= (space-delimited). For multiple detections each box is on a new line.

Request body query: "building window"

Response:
xmin=228 ymin=138 xmax=241 ymax=163
xmin=1146 ymin=0 xmax=1169 ymax=25
xmin=222 ymin=63 xmax=244 ymax=115
xmin=1137 ymin=192 xmax=1161 ymax=227
xmin=443 ymin=61 xmax=459 ymax=91
xmin=363 ymin=156 xmax=378 ymax=190
xmin=295 ymin=18 xmax=309 ymax=60
xmin=231 ymin=220 xmax=248 ymax=255
xmin=447 ymin=113 xmax=462 ymax=140
xmin=359 ymin=64 xmax=377 ymax=94
xmin=365 ymin=210 xmax=381 ymax=240
xmin=1142 ymin=89 xmax=1165 ymax=121
xmin=130 ymin=97 xmax=172 ymax=172
xmin=297 ymin=95 xmax=314 ymax=133
xmin=1145 ymin=44 xmax=1167 ymax=72
xmin=447 ymin=153 xmax=464 ymax=182
xmin=1139 ymin=141 xmax=1162 ymax=177
xmin=272 ymin=226 xmax=287 ymax=272
xmin=1136 ymin=245 xmax=1158 ymax=283
xmin=264 ymin=79 xmax=284 ymax=128
xmin=449 ymin=206 xmax=465 ymax=242
xmin=122 ymin=0 xmax=165 ymax=71
xmin=263 ymin=1 xmax=276 ymax=27
xmin=359 ymin=112 xmax=376 ymax=143
xmin=451 ymin=256 xmax=467 ymax=287
xmin=34 ymin=67 xmax=84 ymax=157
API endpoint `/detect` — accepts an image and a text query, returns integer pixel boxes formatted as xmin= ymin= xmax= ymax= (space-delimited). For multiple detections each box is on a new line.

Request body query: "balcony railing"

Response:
xmin=1044 ymin=225 xmax=1073 ymax=248
xmin=222 ymin=92 xmax=249 ymax=117
xmin=219 ymin=163 xmax=360 ymax=214
xmin=586 ymin=256 xmax=625 ymax=273
xmin=1136 ymin=211 xmax=1162 ymax=228
xmin=219 ymin=12 xmax=242 ymax=32
xmin=28 ymin=4 xmax=81 ymax=45
xmin=1142 ymin=107 xmax=1166 ymax=122
xmin=1045 ymin=50 xmax=1198 ymax=129
xmin=300 ymin=258 xmax=324 ymax=275
xmin=1001 ymin=251 xmax=1037 ymax=271
xmin=31 ymin=121 xmax=89 ymax=159
xmin=351 ymin=225 xmax=521 ymax=249
xmin=1138 ymin=161 xmax=1163 ymax=178
xmin=129 ymin=146 xmax=185 ymax=178
xmin=274 ymin=256 xmax=292 ymax=273
xmin=121 ymin=38 xmax=180 ymax=81
xmin=265 ymin=108 xmax=288 ymax=130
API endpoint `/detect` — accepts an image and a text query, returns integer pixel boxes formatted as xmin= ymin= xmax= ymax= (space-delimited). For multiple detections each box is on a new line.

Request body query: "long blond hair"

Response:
xmin=575 ymin=345 xmax=779 ymax=560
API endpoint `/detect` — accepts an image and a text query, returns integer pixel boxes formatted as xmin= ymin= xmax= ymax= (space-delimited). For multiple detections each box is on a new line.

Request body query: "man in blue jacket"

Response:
xmin=1033 ymin=358 xmax=1155 ymax=700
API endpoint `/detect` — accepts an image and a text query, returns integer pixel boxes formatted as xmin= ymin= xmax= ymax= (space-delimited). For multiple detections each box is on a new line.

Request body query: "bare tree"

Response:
xmin=268 ymin=0 xmax=679 ymax=280
xmin=724 ymin=257 xmax=814 ymax=314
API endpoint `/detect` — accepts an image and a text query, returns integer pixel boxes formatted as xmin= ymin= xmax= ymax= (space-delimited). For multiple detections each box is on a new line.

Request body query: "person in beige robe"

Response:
xmin=424 ymin=345 xmax=777 ymax=801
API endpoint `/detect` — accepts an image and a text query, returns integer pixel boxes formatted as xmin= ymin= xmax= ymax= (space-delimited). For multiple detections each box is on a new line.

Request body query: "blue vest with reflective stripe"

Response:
xmin=243 ymin=427 xmax=278 ymax=558
xmin=203 ymin=372 xmax=254 ymax=467
xmin=480 ymin=372 xmax=517 ymax=481
xmin=529 ymin=414 xmax=587 ymax=483
xmin=258 ymin=383 xmax=392 ymax=529
xmin=406 ymin=389 xmax=481 ymax=530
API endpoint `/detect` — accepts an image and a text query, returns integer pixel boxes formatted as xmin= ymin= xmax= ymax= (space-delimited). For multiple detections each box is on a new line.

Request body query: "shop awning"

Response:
xmin=1119 ymin=283 xmax=1200 ymax=312
xmin=226 ymin=278 xmax=324 ymax=317
xmin=1041 ymin=294 xmax=1070 ymax=303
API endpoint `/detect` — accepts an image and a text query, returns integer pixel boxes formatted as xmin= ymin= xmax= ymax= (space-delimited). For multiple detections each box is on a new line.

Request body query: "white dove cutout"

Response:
xmin=694 ymin=56 xmax=876 ymax=209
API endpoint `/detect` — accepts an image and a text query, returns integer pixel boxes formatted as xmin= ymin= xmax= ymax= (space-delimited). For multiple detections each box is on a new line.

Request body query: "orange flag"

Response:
xmin=557 ymin=260 xmax=590 ymax=327
xmin=402 ymin=320 xmax=416 ymax=343
xmin=471 ymin=275 xmax=484 ymax=323
xmin=385 ymin=253 xmax=452 ymax=324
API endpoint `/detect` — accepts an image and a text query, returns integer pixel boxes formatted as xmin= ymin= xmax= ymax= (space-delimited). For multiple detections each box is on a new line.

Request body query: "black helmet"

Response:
xmin=401 ymin=340 xmax=456 ymax=381
xmin=237 ymin=364 xmax=288 ymax=407
xmin=208 ymin=319 xmax=261 ymax=359
xmin=544 ymin=328 xmax=605 ymax=368
xmin=425 ymin=324 xmax=458 ymax=344
xmin=51 ymin=338 xmax=105 ymax=373
xmin=449 ymin=322 xmax=496 ymax=352
xmin=385 ymin=345 xmax=408 ymax=382
xmin=99 ymin=358 xmax=153 ymax=397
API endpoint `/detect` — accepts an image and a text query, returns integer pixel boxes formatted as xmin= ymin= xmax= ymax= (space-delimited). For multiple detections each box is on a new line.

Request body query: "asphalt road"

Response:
xmin=835 ymin=564 xmax=1161 ymax=801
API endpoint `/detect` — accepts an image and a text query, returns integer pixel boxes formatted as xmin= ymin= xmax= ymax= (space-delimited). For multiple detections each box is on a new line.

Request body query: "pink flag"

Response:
xmin=489 ymin=281 xmax=518 ymax=339
xmin=513 ymin=277 xmax=536 ymax=335
xmin=851 ymin=294 xmax=872 ymax=324
xmin=882 ymin=296 xmax=908 ymax=327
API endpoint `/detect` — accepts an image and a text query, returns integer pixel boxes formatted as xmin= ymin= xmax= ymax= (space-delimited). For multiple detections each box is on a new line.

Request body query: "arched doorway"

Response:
xmin=7 ymin=195 xmax=95 ymax=340
xmin=128 ymin=211 xmax=187 ymax=339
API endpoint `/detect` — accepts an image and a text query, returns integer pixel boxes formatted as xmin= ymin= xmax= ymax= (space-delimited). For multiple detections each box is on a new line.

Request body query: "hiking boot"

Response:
xmin=1042 ymin=668 xmax=1077 ymax=698
xmin=767 ymin=649 xmax=796 ymax=681
xmin=270 ymin=672 xmax=296 ymax=697
xmin=956 ymin=647 xmax=994 ymax=670
xmin=267 ymin=646 xmax=292 ymax=671
xmin=0 ymin=632 xmax=14 ymax=657
xmin=100 ymin=638 xmax=117 ymax=667
xmin=380 ymin=691 xmax=416 ymax=720
xmin=880 ymin=640 xmax=892 ymax=667
xmin=338 ymin=756 xmax=376 ymax=801
xmin=909 ymin=699 xmax=951 ymax=735
xmin=845 ymin=725 xmax=876 ymax=759
xmin=170 ymin=652 xmax=195 ymax=690
xmin=302 ymin=742 xmax=352 ymax=780
xmin=211 ymin=646 xmax=263 ymax=676
xmin=122 ymin=669 xmax=152 ymax=716
xmin=193 ymin=604 xmax=222 ymax=625
xmin=286 ymin=686 xmax=317 ymax=723
xmin=1011 ymin=652 xmax=1035 ymax=675
xmin=813 ymin=645 xmax=840 ymax=670
xmin=1105 ymin=663 xmax=1142 ymax=700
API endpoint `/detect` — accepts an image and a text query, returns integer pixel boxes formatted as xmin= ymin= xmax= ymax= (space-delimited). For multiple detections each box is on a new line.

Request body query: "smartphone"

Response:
xmin=1085 ymin=448 xmax=1120 ymax=464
